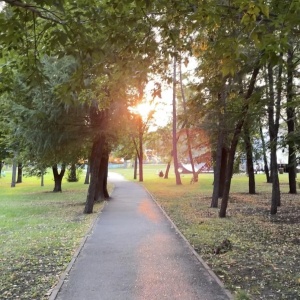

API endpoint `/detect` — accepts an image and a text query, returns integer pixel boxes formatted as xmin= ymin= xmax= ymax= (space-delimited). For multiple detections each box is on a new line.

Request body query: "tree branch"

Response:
xmin=2 ymin=0 xmax=65 ymax=24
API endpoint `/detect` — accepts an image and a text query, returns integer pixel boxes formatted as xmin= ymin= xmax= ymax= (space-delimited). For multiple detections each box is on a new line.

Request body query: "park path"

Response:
xmin=52 ymin=172 xmax=232 ymax=300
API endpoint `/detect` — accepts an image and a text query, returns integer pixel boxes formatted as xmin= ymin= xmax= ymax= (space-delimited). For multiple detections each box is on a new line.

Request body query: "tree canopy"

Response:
xmin=1 ymin=0 xmax=300 ymax=216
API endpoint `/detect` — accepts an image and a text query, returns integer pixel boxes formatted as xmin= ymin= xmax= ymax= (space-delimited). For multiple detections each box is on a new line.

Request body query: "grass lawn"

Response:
xmin=0 ymin=170 xmax=104 ymax=300
xmin=113 ymin=164 xmax=300 ymax=300
xmin=1 ymin=164 xmax=299 ymax=300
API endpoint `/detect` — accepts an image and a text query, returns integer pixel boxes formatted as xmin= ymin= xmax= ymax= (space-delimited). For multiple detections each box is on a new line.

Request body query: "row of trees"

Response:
xmin=0 ymin=0 xmax=299 ymax=217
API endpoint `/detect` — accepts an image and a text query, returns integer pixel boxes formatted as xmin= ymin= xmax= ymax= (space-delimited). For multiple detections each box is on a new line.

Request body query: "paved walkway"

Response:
xmin=52 ymin=173 xmax=232 ymax=300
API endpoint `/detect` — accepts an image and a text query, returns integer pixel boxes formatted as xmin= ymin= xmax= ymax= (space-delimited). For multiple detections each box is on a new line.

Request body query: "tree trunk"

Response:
xmin=41 ymin=173 xmax=44 ymax=187
xmin=244 ymin=122 xmax=255 ymax=194
xmin=164 ymin=159 xmax=171 ymax=179
xmin=211 ymin=89 xmax=227 ymax=207
xmin=16 ymin=163 xmax=22 ymax=183
xmin=52 ymin=164 xmax=66 ymax=192
xmin=84 ymin=162 xmax=90 ymax=184
xmin=84 ymin=136 xmax=104 ymax=213
xmin=138 ymin=116 xmax=143 ymax=182
xmin=134 ymin=155 xmax=137 ymax=180
xmin=259 ymin=122 xmax=271 ymax=183
xmin=286 ymin=47 xmax=297 ymax=194
xmin=11 ymin=160 xmax=17 ymax=188
xmin=219 ymin=148 xmax=228 ymax=198
xmin=94 ymin=147 xmax=109 ymax=202
xmin=219 ymin=67 xmax=260 ymax=218
xmin=219 ymin=134 xmax=240 ymax=217
xmin=68 ymin=163 xmax=77 ymax=182
xmin=172 ymin=55 xmax=181 ymax=185
xmin=270 ymin=149 xmax=280 ymax=214
xmin=179 ymin=59 xmax=197 ymax=182
xmin=0 ymin=161 xmax=3 ymax=177
xmin=267 ymin=63 xmax=281 ymax=213
xmin=211 ymin=141 xmax=223 ymax=207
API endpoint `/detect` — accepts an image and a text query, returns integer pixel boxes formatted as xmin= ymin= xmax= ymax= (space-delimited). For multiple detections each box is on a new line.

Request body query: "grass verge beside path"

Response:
xmin=113 ymin=165 xmax=300 ymax=300
xmin=0 ymin=172 xmax=104 ymax=300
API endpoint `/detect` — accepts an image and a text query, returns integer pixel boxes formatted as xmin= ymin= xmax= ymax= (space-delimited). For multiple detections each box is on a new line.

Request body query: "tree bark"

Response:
xmin=52 ymin=164 xmax=66 ymax=192
xmin=164 ymin=159 xmax=171 ymax=179
xmin=0 ymin=161 xmax=3 ymax=177
xmin=41 ymin=173 xmax=44 ymax=187
xmin=11 ymin=160 xmax=17 ymax=188
xmin=134 ymin=155 xmax=137 ymax=180
xmin=244 ymin=122 xmax=255 ymax=194
xmin=211 ymin=89 xmax=227 ymax=207
xmin=179 ymin=59 xmax=197 ymax=182
xmin=94 ymin=147 xmax=109 ymax=202
xmin=286 ymin=47 xmax=297 ymax=194
xmin=219 ymin=147 xmax=228 ymax=198
xmin=219 ymin=66 xmax=260 ymax=218
xmin=267 ymin=63 xmax=281 ymax=214
xmin=212 ymin=147 xmax=228 ymax=207
xmin=84 ymin=136 xmax=104 ymax=213
xmin=172 ymin=55 xmax=181 ymax=185
xmin=138 ymin=116 xmax=144 ymax=182
xmin=259 ymin=122 xmax=271 ymax=183
xmin=16 ymin=163 xmax=22 ymax=183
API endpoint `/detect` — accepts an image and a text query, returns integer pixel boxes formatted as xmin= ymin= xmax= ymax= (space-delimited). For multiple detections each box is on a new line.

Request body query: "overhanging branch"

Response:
xmin=2 ymin=0 xmax=65 ymax=24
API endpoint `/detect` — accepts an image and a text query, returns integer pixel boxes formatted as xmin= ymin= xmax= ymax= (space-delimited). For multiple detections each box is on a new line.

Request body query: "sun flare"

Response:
xmin=135 ymin=103 xmax=152 ymax=121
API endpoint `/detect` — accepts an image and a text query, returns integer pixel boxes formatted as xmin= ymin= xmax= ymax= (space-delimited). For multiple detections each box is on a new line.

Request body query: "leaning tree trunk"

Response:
xmin=286 ymin=47 xmax=297 ymax=194
xmin=52 ymin=164 xmax=66 ymax=192
xmin=84 ymin=135 xmax=104 ymax=213
xmin=244 ymin=122 xmax=255 ymax=194
xmin=219 ymin=67 xmax=260 ymax=218
xmin=164 ymin=159 xmax=171 ymax=179
xmin=16 ymin=163 xmax=22 ymax=183
xmin=219 ymin=128 xmax=242 ymax=217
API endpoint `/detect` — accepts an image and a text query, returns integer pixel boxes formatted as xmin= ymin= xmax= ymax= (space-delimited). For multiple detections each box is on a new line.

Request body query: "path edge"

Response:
xmin=143 ymin=185 xmax=234 ymax=300
xmin=47 ymin=201 xmax=109 ymax=300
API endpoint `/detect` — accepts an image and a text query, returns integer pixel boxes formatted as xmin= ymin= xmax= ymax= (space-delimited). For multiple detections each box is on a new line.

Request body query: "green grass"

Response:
xmin=0 ymin=170 xmax=104 ymax=300
xmin=113 ymin=165 xmax=300 ymax=300
xmin=1 ymin=165 xmax=299 ymax=299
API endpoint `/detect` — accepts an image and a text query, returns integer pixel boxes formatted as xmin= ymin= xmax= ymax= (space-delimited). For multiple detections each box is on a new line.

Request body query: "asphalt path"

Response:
xmin=53 ymin=172 xmax=232 ymax=300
